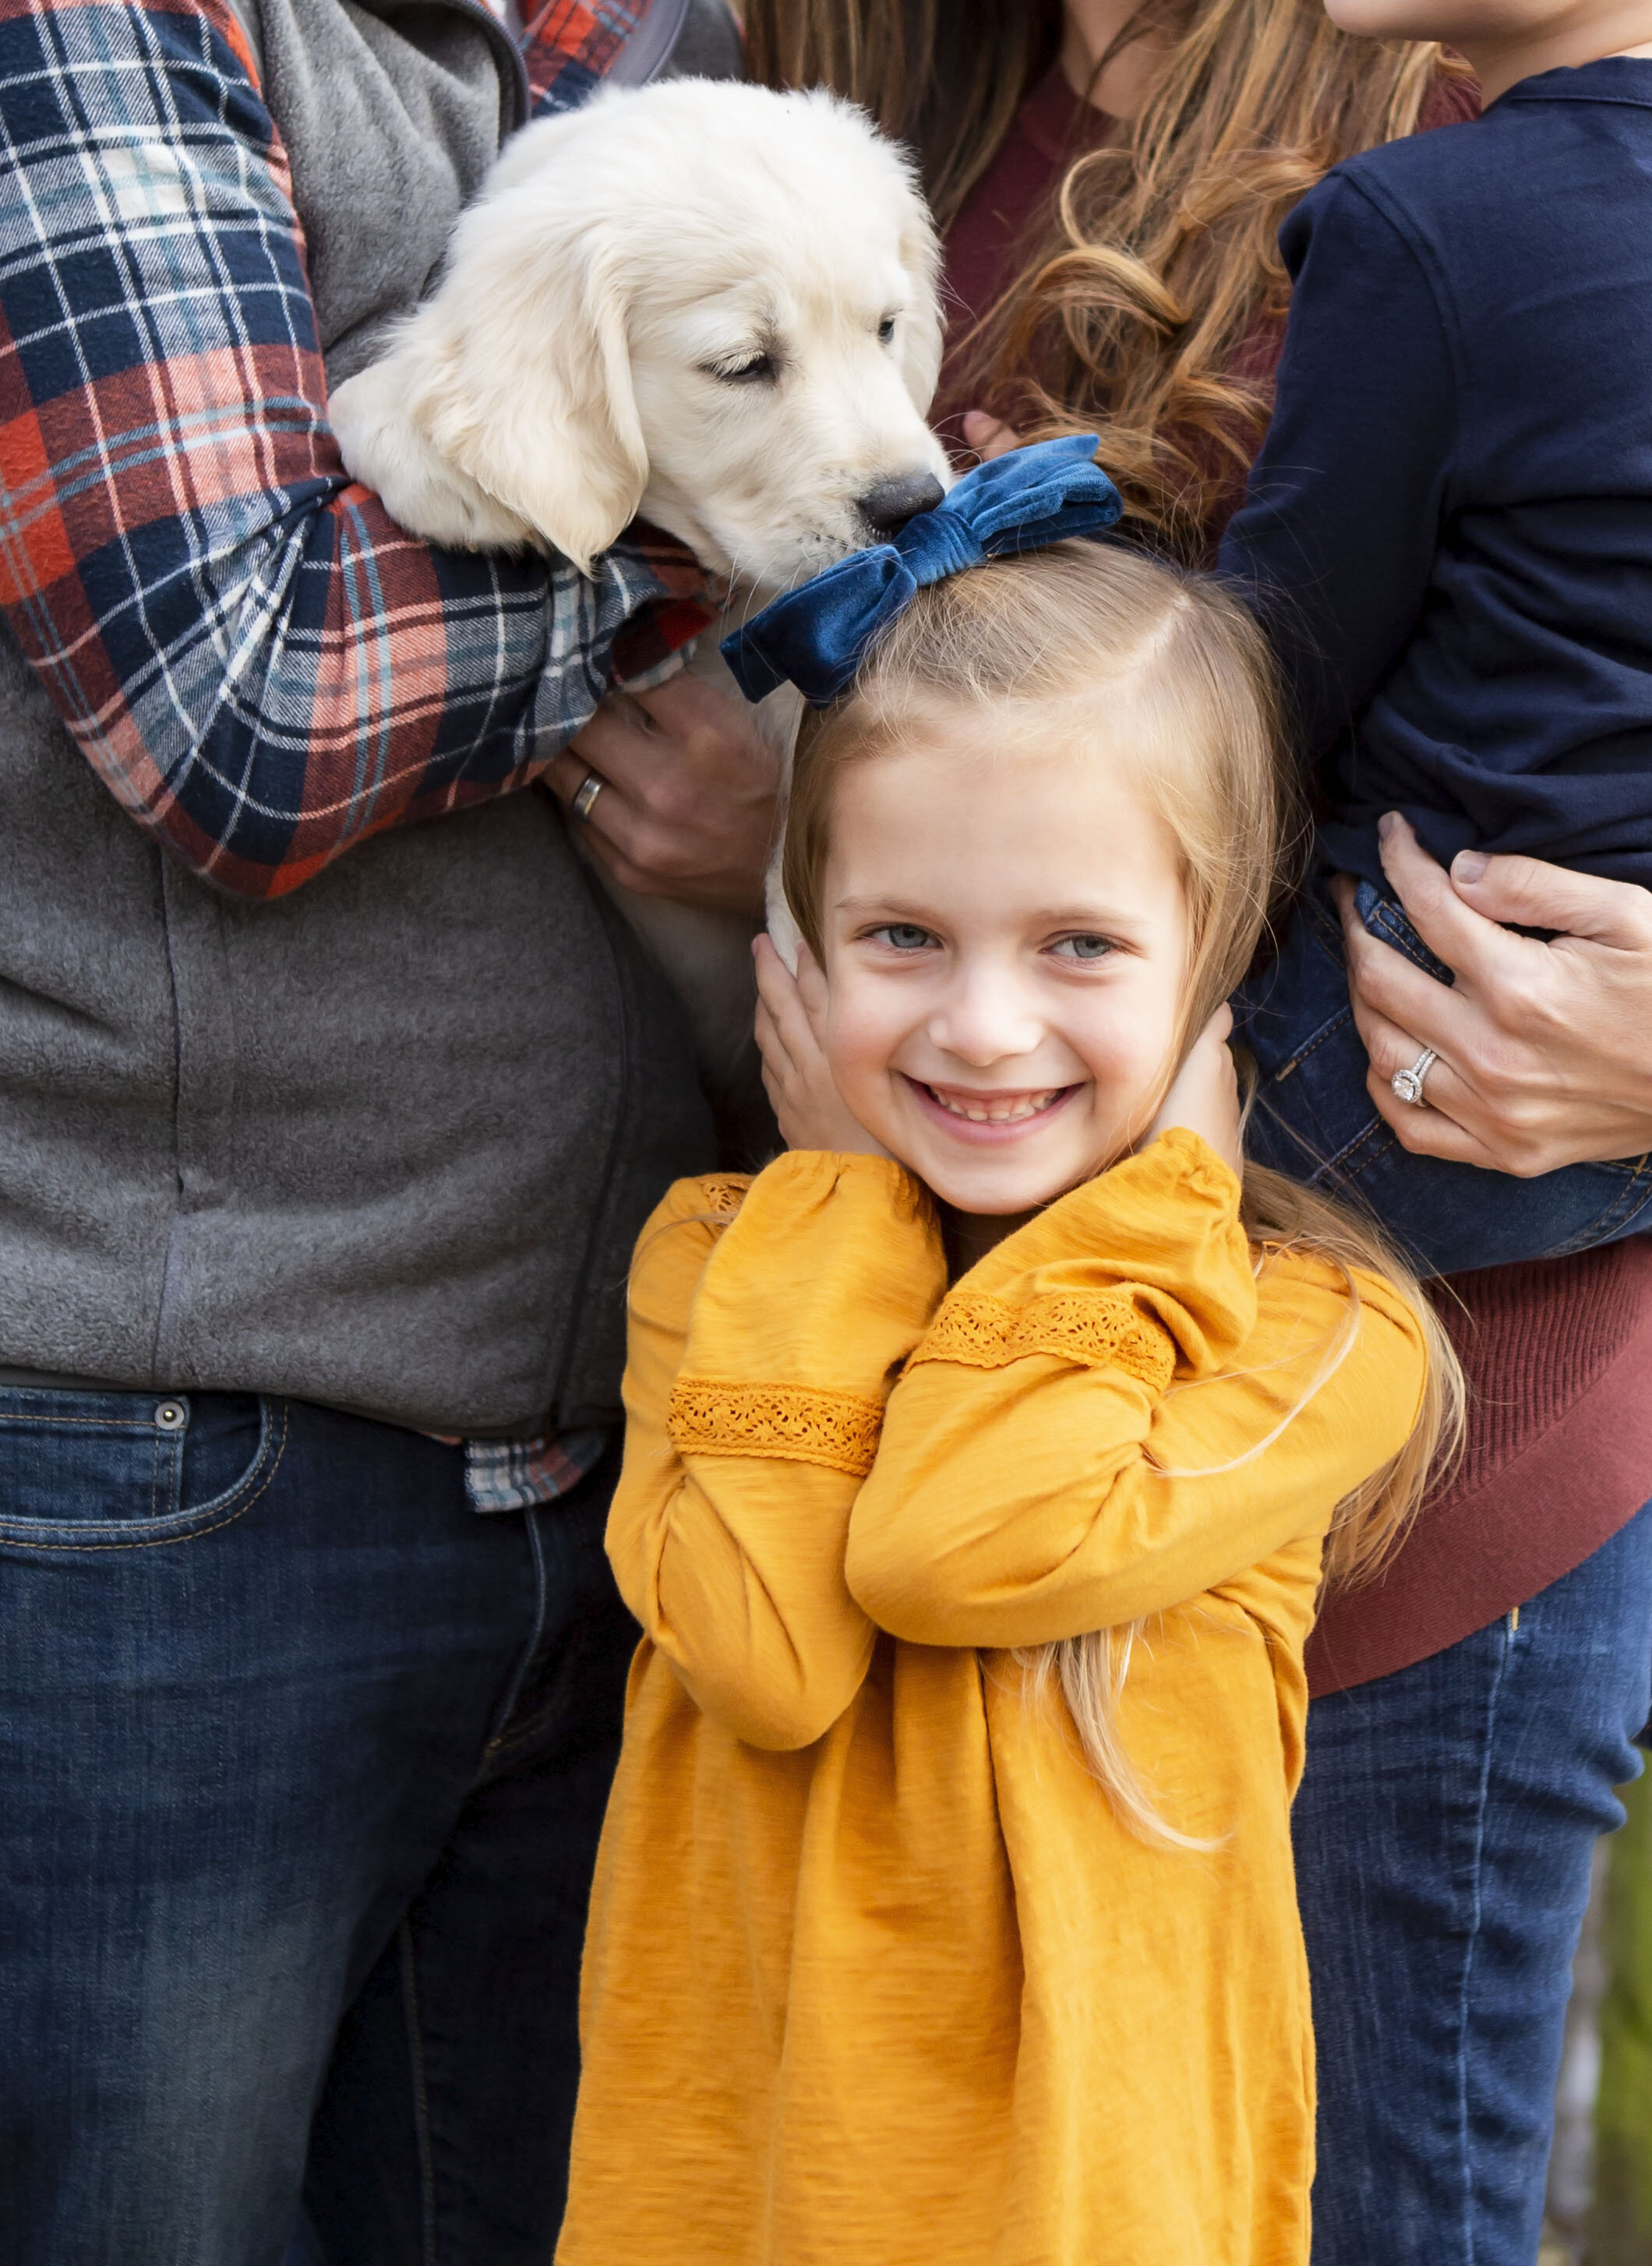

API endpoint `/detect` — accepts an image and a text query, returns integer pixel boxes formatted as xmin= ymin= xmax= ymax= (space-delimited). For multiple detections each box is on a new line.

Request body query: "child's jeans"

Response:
xmin=1234 ymin=877 xmax=1652 ymax=1278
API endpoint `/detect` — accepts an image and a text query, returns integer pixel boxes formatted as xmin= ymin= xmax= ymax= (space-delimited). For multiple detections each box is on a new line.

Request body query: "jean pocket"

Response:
xmin=0 ymin=1389 xmax=284 ymax=1550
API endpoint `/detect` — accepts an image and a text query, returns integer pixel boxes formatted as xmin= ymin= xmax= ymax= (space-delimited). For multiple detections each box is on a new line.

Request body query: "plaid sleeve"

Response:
xmin=0 ymin=0 xmax=710 ymax=899
xmin=521 ymin=0 xmax=647 ymax=115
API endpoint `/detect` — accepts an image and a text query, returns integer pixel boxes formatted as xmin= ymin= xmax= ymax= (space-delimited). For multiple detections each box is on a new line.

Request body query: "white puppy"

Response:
xmin=330 ymin=79 xmax=951 ymax=1098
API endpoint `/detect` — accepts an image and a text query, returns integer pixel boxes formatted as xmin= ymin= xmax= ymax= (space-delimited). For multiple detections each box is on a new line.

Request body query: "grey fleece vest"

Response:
xmin=0 ymin=0 xmax=729 ymax=1435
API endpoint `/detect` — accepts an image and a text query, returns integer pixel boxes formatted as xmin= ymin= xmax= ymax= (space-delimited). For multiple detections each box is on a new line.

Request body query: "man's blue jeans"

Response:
xmin=1295 ymin=1500 xmax=1652 ymax=2265
xmin=1235 ymin=878 xmax=1652 ymax=1276
xmin=0 ymin=1384 xmax=634 ymax=2266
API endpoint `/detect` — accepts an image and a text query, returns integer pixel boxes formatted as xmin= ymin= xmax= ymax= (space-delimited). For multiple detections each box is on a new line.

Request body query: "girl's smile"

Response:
xmin=817 ymin=714 xmax=1192 ymax=1216
xmin=907 ymin=1077 xmax=1080 ymax=1138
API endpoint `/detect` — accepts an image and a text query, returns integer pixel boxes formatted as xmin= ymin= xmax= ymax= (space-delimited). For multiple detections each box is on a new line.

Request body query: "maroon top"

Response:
xmin=939 ymin=62 xmax=1652 ymax=1694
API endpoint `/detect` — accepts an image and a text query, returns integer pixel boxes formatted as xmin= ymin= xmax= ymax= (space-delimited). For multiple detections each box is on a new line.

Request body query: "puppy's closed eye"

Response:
xmin=708 ymin=349 xmax=781 ymax=386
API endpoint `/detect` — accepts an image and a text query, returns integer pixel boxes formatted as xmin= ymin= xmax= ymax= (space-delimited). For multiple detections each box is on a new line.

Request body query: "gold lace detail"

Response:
xmin=668 ymin=1379 xmax=884 ymax=1476
xmin=910 ymin=1290 xmax=1175 ymax=1390
xmin=694 ymin=1175 xmax=752 ymax=1221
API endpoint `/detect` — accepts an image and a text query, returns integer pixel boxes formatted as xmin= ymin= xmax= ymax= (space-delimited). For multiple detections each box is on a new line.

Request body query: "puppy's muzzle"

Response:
xmin=856 ymin=471 xmax=947 ymax=536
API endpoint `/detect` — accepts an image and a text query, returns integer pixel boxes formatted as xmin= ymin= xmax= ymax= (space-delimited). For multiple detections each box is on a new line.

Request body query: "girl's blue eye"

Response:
xmin=875 ymin=923 xmax=934 ymax=951
xmin=1056 ymin=934 xmax=1115 ymax=962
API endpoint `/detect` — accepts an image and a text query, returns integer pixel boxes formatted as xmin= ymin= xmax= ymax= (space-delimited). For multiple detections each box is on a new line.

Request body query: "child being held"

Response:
xmin=553 ymin=447 xmax=1460 ymax=2266
xmin=1219 ymin=1 xmax=1652 ymax=1274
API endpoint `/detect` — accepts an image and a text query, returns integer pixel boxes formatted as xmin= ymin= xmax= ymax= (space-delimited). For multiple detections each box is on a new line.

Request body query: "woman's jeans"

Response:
xmin=0 ymin=1385 xmax=634 ymax=2266
xmin=1295 ymin=1499 xmax=1652 ymax=2266
xmin=1235 ymin=878 xmax=1652 ymax=1276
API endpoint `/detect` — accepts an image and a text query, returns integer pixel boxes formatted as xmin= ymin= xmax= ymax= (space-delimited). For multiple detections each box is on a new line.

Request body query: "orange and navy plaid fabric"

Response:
xmin=0 ymin=0 xmax=707 ymax=900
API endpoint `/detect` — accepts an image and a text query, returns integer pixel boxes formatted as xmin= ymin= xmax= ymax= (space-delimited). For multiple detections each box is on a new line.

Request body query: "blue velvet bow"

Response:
xmin=720 ymin=435 xmax=1124 ymax=707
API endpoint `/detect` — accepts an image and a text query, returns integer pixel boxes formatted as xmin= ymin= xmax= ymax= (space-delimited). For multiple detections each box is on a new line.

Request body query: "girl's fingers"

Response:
xmin=793 ymin=938 xmax=830 ymax=1028
xmin=753 ymin=933 xmax=803 ymax=1027
xmin=756 ymin=934 xmax=827 ymax=1064
xmin=754 ymin=990 xmax=796 ymax=1085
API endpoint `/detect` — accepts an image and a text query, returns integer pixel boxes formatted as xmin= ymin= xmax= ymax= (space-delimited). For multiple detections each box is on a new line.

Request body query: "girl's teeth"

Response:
xmin=932 ymin=1088 xmax=1059 ymax=1124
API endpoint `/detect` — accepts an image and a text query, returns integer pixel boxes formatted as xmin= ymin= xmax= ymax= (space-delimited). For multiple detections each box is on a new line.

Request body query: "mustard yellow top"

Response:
xmin=556 ymin=1132 xmax=1427 ymax=2266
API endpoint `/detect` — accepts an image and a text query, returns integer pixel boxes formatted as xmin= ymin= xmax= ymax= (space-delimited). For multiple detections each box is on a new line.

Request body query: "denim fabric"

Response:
xmin=1234 ymin=877 xmax=1652 ymax=1276
xmin=1294 ymin=1501 xmax=1652 ymax=2266
xmin=0 ymin=1385 xmax=634 ymax=2266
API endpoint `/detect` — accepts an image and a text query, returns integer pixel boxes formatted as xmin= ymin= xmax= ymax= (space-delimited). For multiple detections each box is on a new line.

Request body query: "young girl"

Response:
xmin=554 ymin=451 xmax=1458 ymax=2266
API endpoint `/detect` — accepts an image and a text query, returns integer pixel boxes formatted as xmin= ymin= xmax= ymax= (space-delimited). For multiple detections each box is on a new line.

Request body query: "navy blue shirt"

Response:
xmin=1218 ymin=59 xmax=1652 ymax=891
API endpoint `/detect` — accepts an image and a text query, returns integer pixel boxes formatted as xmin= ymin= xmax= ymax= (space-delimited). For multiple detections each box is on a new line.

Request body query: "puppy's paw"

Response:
xmin=330 ymin=362 xmax=531 ymax=552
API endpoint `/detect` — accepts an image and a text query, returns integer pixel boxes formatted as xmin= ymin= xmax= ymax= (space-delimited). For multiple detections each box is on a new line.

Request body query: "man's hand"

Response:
xmin=1143 ymin=1005 xmax=1244 ymax=1180
xmin=547 ymin=670 xmax=779 ymax=915
xmin=1336 ymin=814 xmax=1652 ymax=1174
xmin=754 ymin=935 xmax=888 ymax=1157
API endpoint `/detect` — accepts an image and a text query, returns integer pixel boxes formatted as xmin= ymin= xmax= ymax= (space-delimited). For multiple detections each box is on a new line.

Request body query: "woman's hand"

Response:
xmin=547 ymin=670 xmax=779 ymax=915
xmin=1144 ymin=1005 xmax=1243 ymax=1179
xmin=754 ymin=934 xmax=889 ymax=1157
xmin=1336 ymin=814 xmax=1652 ymax=1174
xmin=961 ymin=411 xmax=1025 ymax=463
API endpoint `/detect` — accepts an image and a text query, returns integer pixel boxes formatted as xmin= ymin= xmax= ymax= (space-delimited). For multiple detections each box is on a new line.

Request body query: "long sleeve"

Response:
xmin=1217 ymin=168 xmax=1457 ymax=763
xmin=845 ymin=1131 xmax=1429 ymax=1649
xmin=606 ymin=1155 xmax=948 ymax=1750
xmin=0 ymin=0 xmax=706 ymax=899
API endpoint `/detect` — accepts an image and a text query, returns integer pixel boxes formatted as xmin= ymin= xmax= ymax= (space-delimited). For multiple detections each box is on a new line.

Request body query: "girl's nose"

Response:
xmin=928 ymin=967 xmax=1043 ymax=1068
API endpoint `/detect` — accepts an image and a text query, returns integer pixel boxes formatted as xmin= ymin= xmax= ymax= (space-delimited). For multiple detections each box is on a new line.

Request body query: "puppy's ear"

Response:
xmin=895 ymin=197 xmax=946 ymax=417
xmin=404 ymin=193 xmax=648 ymax=574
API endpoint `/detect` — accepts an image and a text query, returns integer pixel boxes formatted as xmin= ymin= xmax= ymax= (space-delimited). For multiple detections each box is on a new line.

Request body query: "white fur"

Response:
xmin=330 ymin=78 xmax=950 ymax=1090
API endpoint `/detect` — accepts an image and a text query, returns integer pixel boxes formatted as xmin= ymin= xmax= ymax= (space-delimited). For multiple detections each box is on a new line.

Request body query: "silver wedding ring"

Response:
xmin=571 ymin=771 xmax=604 ymax=823
xmin=1391 ymin=1046 xmax=1438 ymax=1108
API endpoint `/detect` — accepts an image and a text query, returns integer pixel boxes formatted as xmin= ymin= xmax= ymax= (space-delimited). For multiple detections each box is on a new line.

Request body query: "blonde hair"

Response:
xmin=784 ymin=542 xmax=1464 ymax=1843
xmin=747 ymin=0 xmax=1467 ymax=549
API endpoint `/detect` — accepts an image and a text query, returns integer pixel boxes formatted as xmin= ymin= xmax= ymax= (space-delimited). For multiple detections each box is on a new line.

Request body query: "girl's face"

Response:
xmin=817 ymin=716 xmax=1193 ymax=1217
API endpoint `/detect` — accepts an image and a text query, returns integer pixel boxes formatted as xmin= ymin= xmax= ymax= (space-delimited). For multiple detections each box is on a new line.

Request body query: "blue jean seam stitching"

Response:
xmin=397 ymin=1919 xmax=439 ymax=2266
xmin=1329 ymin=1116 xmax=1403 ymax=1185
xmin=0 ymin=1400 xmax=289 ymax=1551
xmin=1456 ymin=1623 xmax=1513 ymax=2265
xmin=1269 ymin=1002 xmax=1354 ymax=1083
xmin=1545 ymin=1155 xmax=1652 ymax=1256
xmin=481 ymin=1505 xmax=553 ymax=1758
xmin=1365 ymin=904 xmax=1453 ymax=983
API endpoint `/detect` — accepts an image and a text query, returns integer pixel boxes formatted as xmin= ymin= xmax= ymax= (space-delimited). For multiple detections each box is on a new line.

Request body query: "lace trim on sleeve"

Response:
xmin=909 ymin=1290 xmax=1175 ymax=1390
xmin=694 ymin=1176 xmax=752 ymax=1221
xmin=667 ymin=1379 xmax=884 ymax=1477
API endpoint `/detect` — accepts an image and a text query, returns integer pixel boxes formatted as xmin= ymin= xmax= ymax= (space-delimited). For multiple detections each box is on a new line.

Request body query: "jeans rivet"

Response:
xmin=154 ymin=1400 xmax=187 ymax=1432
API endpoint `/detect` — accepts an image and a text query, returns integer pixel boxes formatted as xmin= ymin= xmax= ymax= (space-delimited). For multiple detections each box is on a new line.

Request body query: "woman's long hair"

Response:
xmin=746 ymin=0 xmax=1468 ymax=546
xmin=783 ymin=543 xmax=1465 ymax=1845
xmin=744 ymin=0 xmax=1064 ymax=232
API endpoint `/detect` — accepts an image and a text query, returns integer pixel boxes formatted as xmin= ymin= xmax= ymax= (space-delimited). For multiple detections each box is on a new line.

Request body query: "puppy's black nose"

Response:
xmin=857 ymin=471 xmax=946 ymax=535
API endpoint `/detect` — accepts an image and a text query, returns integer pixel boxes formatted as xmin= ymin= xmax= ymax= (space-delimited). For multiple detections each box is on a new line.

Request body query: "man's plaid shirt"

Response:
xmin=0 ymin=0 xmax=703 ymax=1498
xmin=0 ymin=0 xmax=707 ymax=899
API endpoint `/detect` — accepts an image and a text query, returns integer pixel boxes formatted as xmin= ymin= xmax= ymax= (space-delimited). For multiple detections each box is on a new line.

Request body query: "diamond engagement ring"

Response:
xmin=571 ymin=772 xmax=604 ymax=823
xmin=1391 ymin=1047 xmax=1438 ymax=1107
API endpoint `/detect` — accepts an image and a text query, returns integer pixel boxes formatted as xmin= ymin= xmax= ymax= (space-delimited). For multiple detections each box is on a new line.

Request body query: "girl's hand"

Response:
xmin=1336 ymin=815 xmax=1652 ymax=1174
xmin=1143 ymin=1005 xmax=1243 ymax=1180
xmin=754 ymin=934 xmax=890 ymax=1158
